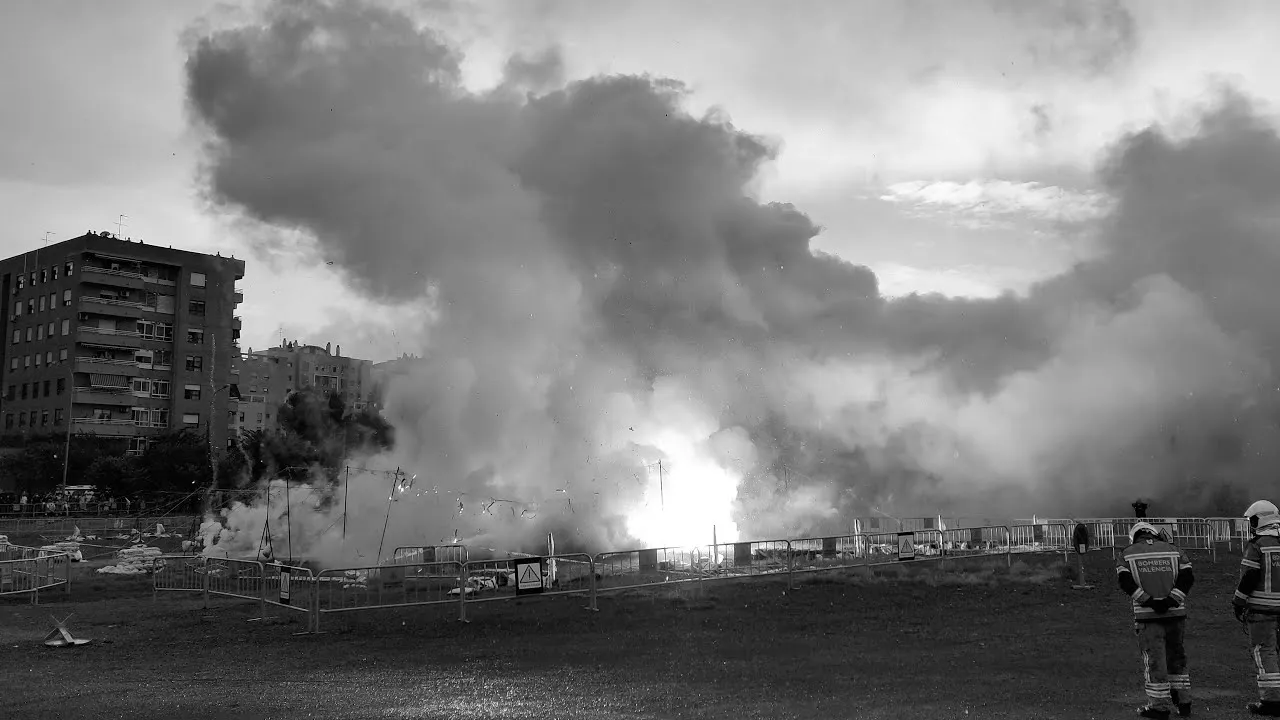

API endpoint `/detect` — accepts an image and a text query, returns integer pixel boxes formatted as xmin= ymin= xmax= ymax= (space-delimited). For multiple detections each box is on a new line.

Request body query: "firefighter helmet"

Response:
xmin=1129 ymin=521 xmax=1160 ymax=544
xmin=1245 ymin=500 xmax=1280 ymax=531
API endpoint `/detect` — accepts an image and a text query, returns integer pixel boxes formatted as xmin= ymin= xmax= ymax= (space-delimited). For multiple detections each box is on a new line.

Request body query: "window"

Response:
xmin=62 ymin=289 xmax=70 ymax=304
xmin=28 ymin=411 xmax=35 ymax=427
xmin=12 ymin=303 xmax=19 ymax=317
xmin=257 ymin=413 xmax=263 ymax=422
xmin=186 ymin=355 xmax=203 ymax=372
xmin=40 ymin=269 xmax=46 ymax=283
xmin=46 ymin=322 xmax=53 ymax=337
xmin=129 ymin=437 xmax=148 ymax=454
xmin=26 ymin=299 xmax=32 ymax=314
xmin=133 ymin=378 xmax=150 ymax=394
xmin=3 ymin=386 xmax=11 ymax=401
xmin=184 ymin=384 xmax=202 ymax=400
xmin=48 ymin=292 xmax=55 ymax=309
xmin=61 ymin=319 xmax=69 ymax=335
xmin=153 ymin=409 xmax=169 ymax=427
xmin=10 ymin=330 xmax=18 ymax=345
xmin=23 ymin=355 xmax=30 ymax=368
xmin=137 ymin=320 xmax=154 ymax=338
xmin=239 ymin=412 xmax=245 ymax=423
xmin=56 ymin=378 xmax=64 ymax=395
xmin=8 ymin=358 xmax=15 ymax=371
xmin=41 ymin=410 xmax=48 ymax=426
xmin=25 ymin=328 xmax=31 ymax=342
xmin=33 ymin=354 xmax=40 ymax=367
xmin=155 ymin=349 xmax=173 ymax=368
xmin=36 ymin=325 xmax=43 ymax=341
xmin=187 ymin=329 xmax=204 ymax=345
xmin=65 ymin=261 xmax=73 ymax=275
xmin=45 ymin=352 xmax=51 ymax=365
xmin=31 ymin=383 xmax=39 ymax=399
xmin=182 ymin=413 xmax=200 ymax=425
xmin=157 ymin=322 xmax=173 ymax=341
xmin=191 ymin=272 xmax=206 ymax=287
xmin=3 ymin=414 xmax=11 ymax=430
xmin=59 ymin=348 xmax=67 ymax=361
xmin=152 ymin=380 xmax=171 ymax=398
xmin=54 ymin=409 xmax=63 ymax=425
xmin=16 ymin=276 xmax=23 ymax=290
xmin=52 ymin=267 xmax=58 ymax=281
xmin=131 ymin=407 xmax=150 ymax=426
xmin=38 ymin=296 xmax=45 ymax=312
xmin=188 ymin=300 xmax=205 ymax=316
xmin=17 ymin=413 xmax=24 ymax=427
xmin=20 ymin=383 xmax=27 ymax=399
xmin=42 ymin=380 xmax=49 ymax=396
xmin=28 ymin=273 xmax=34 ymax=285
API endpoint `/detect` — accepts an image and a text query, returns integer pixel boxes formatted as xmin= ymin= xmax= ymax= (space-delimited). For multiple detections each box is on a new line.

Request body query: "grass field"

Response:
xmin=0 ymin=548 xmax=1269 ymax=719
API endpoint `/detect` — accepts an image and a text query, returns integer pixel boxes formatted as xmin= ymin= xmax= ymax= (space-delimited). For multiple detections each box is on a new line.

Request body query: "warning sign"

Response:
xmin=897 ymin=532 xmax=916 ymax=562
xmin=279 ymin=568 xmax=291 ymax=605
xmin=515 ymin=558 xmax=544 ymax=596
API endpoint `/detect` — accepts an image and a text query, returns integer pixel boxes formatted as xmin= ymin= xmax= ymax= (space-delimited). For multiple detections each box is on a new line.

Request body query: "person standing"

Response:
xmin=1233 ymin=503 xmax=1280 ymax=716
xmin=1118 ymin=521 xmax=1195 ymax=718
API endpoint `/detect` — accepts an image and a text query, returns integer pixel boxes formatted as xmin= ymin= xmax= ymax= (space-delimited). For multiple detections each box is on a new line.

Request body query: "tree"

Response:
xmin=132 ymin=429 xmax=212 ymax=494
xmin=82 ymin=455 xmax=141 ymax=496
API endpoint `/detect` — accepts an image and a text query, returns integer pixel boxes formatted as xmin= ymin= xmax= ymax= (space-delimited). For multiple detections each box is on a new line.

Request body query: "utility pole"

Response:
xmin=657 ymin=460 xmax=664 ymax=512
xmin=60 ymin=365 xmax=74 ymax=487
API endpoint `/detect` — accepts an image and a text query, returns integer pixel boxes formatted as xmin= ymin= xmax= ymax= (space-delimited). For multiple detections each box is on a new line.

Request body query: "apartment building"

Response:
xmin=0 ymin=231 xmax=245 ymax=455
xmin=229 ymin=339 xmax=374 ymax=436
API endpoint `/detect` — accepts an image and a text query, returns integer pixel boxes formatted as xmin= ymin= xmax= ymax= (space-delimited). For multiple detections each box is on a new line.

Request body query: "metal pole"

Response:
xmin=342 ymin=466 xmax=349 ymax=541
xmin=285 ymin=475 xmax=292 ymax=564
xmin=60 ymin=365 xmax=73 ymax=488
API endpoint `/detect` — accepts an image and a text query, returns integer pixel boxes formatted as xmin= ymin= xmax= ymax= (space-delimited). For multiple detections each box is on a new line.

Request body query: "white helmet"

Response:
xmin=1246 ymin=500 xmax=1280 ymax=531
xmin=1129 ymin=522 xmax=1160 ymax=543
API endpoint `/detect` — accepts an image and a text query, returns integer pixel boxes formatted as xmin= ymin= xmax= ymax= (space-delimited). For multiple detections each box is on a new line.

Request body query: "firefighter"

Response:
xmin=1233 ymin=504 xmax=1280 ymax=716
xmin=1118 ymin=521 xmax=1195 ymax=718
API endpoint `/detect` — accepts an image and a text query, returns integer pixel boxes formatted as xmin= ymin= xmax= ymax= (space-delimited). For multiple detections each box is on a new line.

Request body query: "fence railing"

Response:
xmin=134 ymin=516 xmax=1246 ymax=626
xmin=0 ymin=545 xmax=72 ymax=603
xmin=0 ymin=514 xmax=197 ymax=535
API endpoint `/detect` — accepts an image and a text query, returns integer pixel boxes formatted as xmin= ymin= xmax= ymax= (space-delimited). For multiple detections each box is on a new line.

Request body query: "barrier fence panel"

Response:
xmin=706 ymin=539 xmax=793 ymax=585
xmin=940 ymin=526 xmax=1013 ymax=565
xmin=461 ymin=553 xmax=596 ymax=616
xmin=787 ymin=535 xmax=867 ymax=578
xmin=152 ymin=554 xmax=201 ymax=596
xmin=0 ymin=548 xmax=71 ymax=602
xmin=594 ymin=546 xmax=712 ymax=594
xmin=1009 ymin=523 xmax=1070 ymax=559
xmin=314 ymin=561 xmax=462 ymax=631
xmin=261 ymin=563 xmax=316 ymax=629
xmin=204 ymin=557 xmax=268 ymax=619
xmin=862 ymin=530 xmax=946 ymax=565
xmin=392 ymin=545 xmax=469 ymax=566
xmin=0 ymin=515 xmax=199 ymax=536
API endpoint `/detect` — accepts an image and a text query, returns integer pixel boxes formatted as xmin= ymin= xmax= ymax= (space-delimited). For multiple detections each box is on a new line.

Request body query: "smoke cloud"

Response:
xmin=184 ymin=0 xmax=1280 ymax=560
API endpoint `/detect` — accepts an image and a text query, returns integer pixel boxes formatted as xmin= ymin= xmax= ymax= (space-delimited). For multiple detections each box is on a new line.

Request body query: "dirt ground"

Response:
xmin=0 ymin=547 xmax=1268 ymax=719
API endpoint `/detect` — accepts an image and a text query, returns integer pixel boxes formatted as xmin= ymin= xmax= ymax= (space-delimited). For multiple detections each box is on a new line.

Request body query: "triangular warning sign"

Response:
xmin=43 ymin=614 xmax=91 ymax=648
xmin=518 ymin=563 xmax=541 ymax=587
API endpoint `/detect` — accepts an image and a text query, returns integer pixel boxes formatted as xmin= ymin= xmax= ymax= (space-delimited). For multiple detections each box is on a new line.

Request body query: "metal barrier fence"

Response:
xmin=705 ymin=539 xmax=793 ymax=581
xmin=940 ymin=525 xmax=1014 ymax=563
xmin=314 ymin=560 xmax=462 ymax=632
xmin=0 ymin=515 xmax=196 ymax=536
xmin=594 ymin=546 xmax=715 ymax=594
xmin=392 ymin=545 xmax=469 ymax=565
xmin=0 ymin=545 xmax=71 ymax=603
xmin=1009 ymin=523 xmax=1070 ymax=560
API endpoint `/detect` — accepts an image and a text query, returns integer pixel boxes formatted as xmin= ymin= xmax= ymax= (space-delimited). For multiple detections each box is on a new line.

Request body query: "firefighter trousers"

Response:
xmin=1247 ymin=612 xmax=1280 ymax=702
xmin=1135 ymin=618 xmax=1190 ymax=711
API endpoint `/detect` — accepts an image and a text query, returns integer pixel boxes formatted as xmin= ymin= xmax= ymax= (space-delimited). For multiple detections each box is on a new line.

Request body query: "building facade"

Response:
xmin=0 ymin=231 xmax=245 ymax=456
xmin=229 ymin=339 xmax=374 ymax=436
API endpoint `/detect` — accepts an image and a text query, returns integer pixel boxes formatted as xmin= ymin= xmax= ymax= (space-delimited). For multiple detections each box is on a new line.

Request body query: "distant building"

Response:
xmin=230 ymin=339 xmax=374 ymax=435
xmin=0 ymin=231 xmax=244 ymax=456
xmin=369 ymin=352 xmax=429 ymax=410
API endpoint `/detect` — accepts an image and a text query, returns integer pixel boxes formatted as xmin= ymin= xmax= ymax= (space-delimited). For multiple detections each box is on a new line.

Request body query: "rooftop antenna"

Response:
xmin=43 ymin=231 xmax=53 ymax=247
xmin=115 ymin=214 xmax=128 ymax=238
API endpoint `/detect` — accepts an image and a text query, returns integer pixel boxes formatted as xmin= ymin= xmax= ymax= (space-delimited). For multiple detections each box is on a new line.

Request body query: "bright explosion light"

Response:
xmin=624 ymin=428 xmax=741 ymax=549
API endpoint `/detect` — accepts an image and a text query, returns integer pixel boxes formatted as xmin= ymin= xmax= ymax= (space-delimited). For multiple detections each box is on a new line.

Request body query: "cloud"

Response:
xmin=880 ymin=180 xmax=1113 ymax=228
xmin=185 ymin=0 xmax=1280 ymax=560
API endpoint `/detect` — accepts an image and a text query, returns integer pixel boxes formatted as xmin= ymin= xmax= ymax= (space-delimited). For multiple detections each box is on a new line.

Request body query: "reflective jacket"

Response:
xmin=1234 ymin=535 xmax=1280 ymax=614
xmin=1116 ymin=537 xmax=1194 ymax=621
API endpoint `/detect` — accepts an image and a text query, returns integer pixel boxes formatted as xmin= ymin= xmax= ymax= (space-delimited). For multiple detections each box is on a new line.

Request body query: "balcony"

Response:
xmin=233 ymin=291 xmax=244 ymax=304
xmin=232 ymin=316 xmax=242 ymax=328
xmin=77 ymin=326 xmax=142 ymax=350
xmin=79 ymin=296 xmax=145 ymax=319
xmin=73 ymin=387 xmax=136 ymax=406
xmin=74 ymin=356 xmax=138 ymax=374
xmin=81 ymin=266 xmax=146 ymax=290
xmin=70 ymin=418 xmax=137 ymax=437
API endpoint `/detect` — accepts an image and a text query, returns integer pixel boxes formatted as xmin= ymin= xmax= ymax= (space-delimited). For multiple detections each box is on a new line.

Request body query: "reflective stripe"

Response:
xmin=1244 ymin=559 xmax=1262 ymax=569
xmin=1238 ymin=590 xmax=1252 ymax=601
xmin=1132 ymin=589 xmax=1148 ymax=601
xmin=1170 ymin=589 xmax=1187 ymax=601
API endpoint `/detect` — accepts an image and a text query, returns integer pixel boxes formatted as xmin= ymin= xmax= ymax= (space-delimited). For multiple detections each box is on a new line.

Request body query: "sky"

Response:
xmin=0 ymin=0 xmax=1275 ymax=363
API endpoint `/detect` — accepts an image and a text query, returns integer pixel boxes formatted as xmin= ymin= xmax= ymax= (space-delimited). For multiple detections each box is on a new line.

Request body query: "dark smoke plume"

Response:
xmin=185 ymin=0 xmax=1280 ymax=557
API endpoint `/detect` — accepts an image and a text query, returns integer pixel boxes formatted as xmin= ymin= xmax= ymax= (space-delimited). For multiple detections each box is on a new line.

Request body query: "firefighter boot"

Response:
xmin=1137 ymin=706 xmax=1171 ymax=719
xmin=1248 ymin=701 xmax=1280 ymax=716
xmin=1176 ymin=701 xmax=1191 ymax=717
